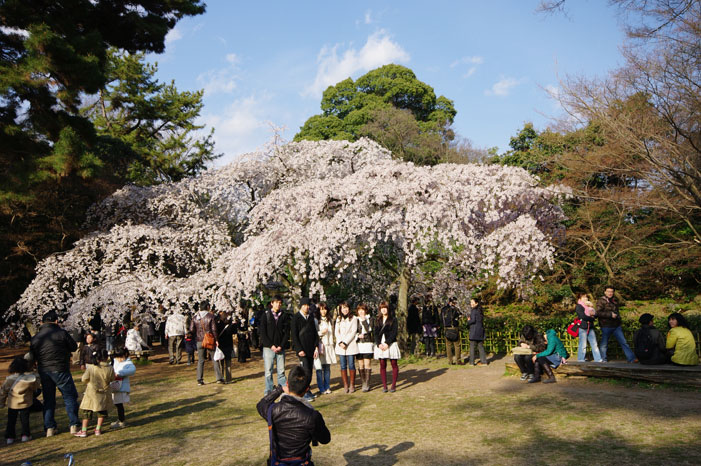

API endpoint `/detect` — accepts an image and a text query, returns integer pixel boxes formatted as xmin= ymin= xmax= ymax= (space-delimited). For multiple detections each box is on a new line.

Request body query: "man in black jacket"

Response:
xmin=291 ymin=297 xmax=319 ymax=401
xmin=260 ymin=296 xmax=291 ymax=395
xmin=441 ymin=297 xmax=462 ymax=365
xmin=29 ymin=311 xmax=80 ymax=436
xmin=257 ymin=365 xmax=331 ymax=465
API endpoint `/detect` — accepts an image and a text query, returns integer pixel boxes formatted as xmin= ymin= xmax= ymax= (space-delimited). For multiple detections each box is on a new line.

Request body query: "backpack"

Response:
xmin=634 ymin=327 xmax=656 ymax=361
xmin=566 ymin=318 xmax=582 ymax=337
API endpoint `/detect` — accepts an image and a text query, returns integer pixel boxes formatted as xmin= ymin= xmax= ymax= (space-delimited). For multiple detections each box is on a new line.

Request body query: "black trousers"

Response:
xmin=514 ymin=354 xmax=535 ymax=374
xmin=6 ymin=408 xmax=31 ymax=438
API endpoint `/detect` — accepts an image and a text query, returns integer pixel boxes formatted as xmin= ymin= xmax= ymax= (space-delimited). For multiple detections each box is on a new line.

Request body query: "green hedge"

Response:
xmin=423 ymin=315 xmax=701 ymax=360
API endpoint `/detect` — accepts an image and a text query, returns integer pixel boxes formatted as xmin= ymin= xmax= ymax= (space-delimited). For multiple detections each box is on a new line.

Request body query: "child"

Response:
xmin=75 ymin=348 xmax=115 ymax=437
xmin=184 ymin=331 xmax=197 ymax=365
xmin=111 ymin=347 xmax=136 ymax=428
xmin=0 ymin=356 xmax=41 ymax=444
xmin=79 ymin=332 xmax=100 ymax=370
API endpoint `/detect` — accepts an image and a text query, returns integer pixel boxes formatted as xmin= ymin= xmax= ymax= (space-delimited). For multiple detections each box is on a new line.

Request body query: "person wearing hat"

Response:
xmin=633 ymin=313 xmax=667 ymax=365
xmin=291 ymin=297 xmax=319 ymax=401
xmin=441 ymin=297 xmax=462 ymax=365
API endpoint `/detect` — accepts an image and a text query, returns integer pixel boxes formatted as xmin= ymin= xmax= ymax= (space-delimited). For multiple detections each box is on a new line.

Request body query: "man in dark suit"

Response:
xmin=291 ymin=297 xmax=319 ymax=401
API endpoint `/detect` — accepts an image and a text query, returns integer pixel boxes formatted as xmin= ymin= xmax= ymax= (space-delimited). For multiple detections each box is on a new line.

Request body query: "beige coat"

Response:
xmin=335 ymin=316 xmax=359 ymax=356
xmin=80 ymin=362 xmax=115 ymax=412
xmin=0 ymin=373 xmax=40 ymax=410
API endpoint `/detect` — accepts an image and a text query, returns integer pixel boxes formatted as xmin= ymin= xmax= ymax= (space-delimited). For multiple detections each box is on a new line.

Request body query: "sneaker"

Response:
xmin=111 ymin=421 xmax=125 ymax=429
xmin=216 ymin=379 xmax=226 ymax=384
xmin=94 ymin=429 xmax=102 ymax=436
xmin=389 ymin=387 xmax=396 ymax=393
xmin=70 ymin=425 xmax=80 ymax=434
xmin=197 ymin=380 xmax=205 ymax=386
xmin=46 ymin=427 xmax=58 ymax=437
xmin=382 ymin=387 xmax=388 ymax=393
xmin=519 ymin=373 xmax=529 ymax=381
xmin=323 ymin=389 xmax=332 ymax=395
xmin=6 ymin=438 xmax=14 ymax=445
xmin=21 ymin=435 xmax=31 ymax=442
xmin=73 ymin=430 xmax=87 ymax=438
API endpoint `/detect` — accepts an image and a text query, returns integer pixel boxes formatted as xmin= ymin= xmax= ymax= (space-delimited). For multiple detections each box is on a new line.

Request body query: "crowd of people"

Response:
xmin=512 ymin=286 xmax=699 ymax=383
xmin=0 ymin=286 xmax=697 ymax=463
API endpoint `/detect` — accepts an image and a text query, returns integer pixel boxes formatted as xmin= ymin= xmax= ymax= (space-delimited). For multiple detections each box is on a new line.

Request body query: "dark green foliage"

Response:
xmin=295 ymin=64 xmax=456 ymax=165
xmin=83 ymin=49 xmax=220 ymax=185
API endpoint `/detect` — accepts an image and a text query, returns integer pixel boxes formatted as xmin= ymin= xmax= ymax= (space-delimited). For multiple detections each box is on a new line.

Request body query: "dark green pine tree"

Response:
xmin=84 ymin=49 xmax=220 ymax=186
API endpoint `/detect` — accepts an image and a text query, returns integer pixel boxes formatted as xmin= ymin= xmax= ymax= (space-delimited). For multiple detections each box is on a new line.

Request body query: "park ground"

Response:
xmin=0 ymin=345 xmax=700 ymax=466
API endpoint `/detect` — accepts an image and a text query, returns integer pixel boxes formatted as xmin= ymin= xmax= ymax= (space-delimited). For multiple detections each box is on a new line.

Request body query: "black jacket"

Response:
xmin=30 ymin=323 xmax=78 ymax=372
xmin=421 ymin=305 xmax=439 ymax=326
xmin=634 ymin=325 xmax=667 ymax=365
xmin=467 ymin=305 xmax=485 ymax=341
xmin=374 ymin=317 xmax=398 ymax=346
xmin=216 ymin=318 xmax=235 ymax=351
xmin=407 ymin=304 xmax=421 ymax=334
xmin=260 ymin=310 xmax=291 ymax=350
xmin=596 ymin=296 xmax=621 ymax=328
xmin=575 ymin=304 xmax=597 ymax=332
xmin=291 ymin=312 xmax=319 ymax=355
xmin=257 ymin=386 xmax=331 ymax=460
xmin=79 ymin=342 xmax=100 ymax=367
xmin=441 ymin=305 xmax=461 ymax=328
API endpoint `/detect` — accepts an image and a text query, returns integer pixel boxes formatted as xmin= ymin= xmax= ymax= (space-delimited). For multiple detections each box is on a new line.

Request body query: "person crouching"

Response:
xmin=257 ymin=365 xmax=331 ymax=465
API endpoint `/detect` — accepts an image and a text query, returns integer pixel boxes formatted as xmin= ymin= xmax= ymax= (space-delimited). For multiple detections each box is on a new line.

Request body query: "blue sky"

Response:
xmin=149 ymin=1 xmax=626 ymax=165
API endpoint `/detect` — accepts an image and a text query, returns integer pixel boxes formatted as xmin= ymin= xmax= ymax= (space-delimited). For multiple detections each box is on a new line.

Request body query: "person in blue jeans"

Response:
xmin=260 ymin=296 xmax=290 ymax=395
xmin=574 ymin=293 xmax=603 ymax=362
xmin=29 ymin=311 xmax=81 ymax=436
xmin=596 ymin=286 xmax=636 ymax=363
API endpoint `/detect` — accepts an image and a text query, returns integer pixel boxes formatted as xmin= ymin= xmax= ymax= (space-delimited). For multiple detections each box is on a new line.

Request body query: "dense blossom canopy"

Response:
xmin=7 ymin=138 xmax=567 ymax=330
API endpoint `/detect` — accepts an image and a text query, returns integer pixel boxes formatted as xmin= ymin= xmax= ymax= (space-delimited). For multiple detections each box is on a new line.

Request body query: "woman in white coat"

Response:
xmin=314 ymin=303 xmax=336 ymax=395
xmin=334 ymin=302 xmax=358 ymax=393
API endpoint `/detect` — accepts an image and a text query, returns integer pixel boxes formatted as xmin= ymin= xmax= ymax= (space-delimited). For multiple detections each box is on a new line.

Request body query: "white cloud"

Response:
xmin=197 ymin=54 xmax=241 ymax=96
xmin=450 ymin=56 xmax=484 ymax=79
xmin=201 ymin=93 xmax=276 ymax=164
xmin=364 ymin=10 xmax=373 ymax=24
xmin=303 ymin=30 xmax=410 ymax=98
xmin=485 ymin=76 xmax=522 ymax=97
xmin=450 ymin=56 xmax=483 ymax=68
xmin=164 ymin=27 xmax=183 ymax=45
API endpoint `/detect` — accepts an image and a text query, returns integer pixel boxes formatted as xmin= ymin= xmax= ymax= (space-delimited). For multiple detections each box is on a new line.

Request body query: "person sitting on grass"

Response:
xmin=529 ymin=329 xmax=569 ymax=384
xmin=0 ymin=356 xmax=41 ymax=444
xmin=633 ymin=313 xmax=667 ymax=365
xmin=665 ymin=313 xmax=699 ymax=366
xmin=74 ymin=348 xmax=114 ymax=437
xmin=257 ymin=365 xmax=331 ymax=466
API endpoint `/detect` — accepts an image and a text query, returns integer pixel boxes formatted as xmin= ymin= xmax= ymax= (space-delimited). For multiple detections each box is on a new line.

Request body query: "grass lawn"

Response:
xmin=1 ymin=346 xmax=700 ymax=465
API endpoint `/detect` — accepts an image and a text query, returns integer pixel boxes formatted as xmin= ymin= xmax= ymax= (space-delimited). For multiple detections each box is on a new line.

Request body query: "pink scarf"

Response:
xmin=578 ymin=298 xmax=595 ymax=317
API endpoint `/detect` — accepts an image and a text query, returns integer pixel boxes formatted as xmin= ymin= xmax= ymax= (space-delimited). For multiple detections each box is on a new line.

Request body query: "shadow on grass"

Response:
xmin=395 ymin=367 xmax=448 ymax=390
xmin=127 ymin=395 xmax=233 ymax=427
xmin=343 ymin=441 xmax=415 ymax=465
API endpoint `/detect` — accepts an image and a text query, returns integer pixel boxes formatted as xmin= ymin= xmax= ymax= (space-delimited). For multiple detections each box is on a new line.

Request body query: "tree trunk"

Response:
xmin=397 ymin=268 xmax=409 ymax=351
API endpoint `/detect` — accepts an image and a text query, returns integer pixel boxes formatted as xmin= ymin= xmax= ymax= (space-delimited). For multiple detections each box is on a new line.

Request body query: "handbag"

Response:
xmin=203 ymin=332 xmax=216 ymax=350
xmin=445 ymin=328 xmax=459 ymax=342
xmin=566 ymin=318 xmax=582 ymax=337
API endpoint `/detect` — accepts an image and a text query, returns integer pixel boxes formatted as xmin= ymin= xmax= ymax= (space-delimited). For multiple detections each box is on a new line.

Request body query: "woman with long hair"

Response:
xmin=335 ymin=302 xmax=359 ymax=393
xmin=315 ymin=303 xmax=336 ymax=395
xmin=355 ymin=304 xmax=374 ymax=392
xmin=374 ymin=301 xmax=401 ymax=392
xmin=666 ymin=312 xmax=699 ymax=366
